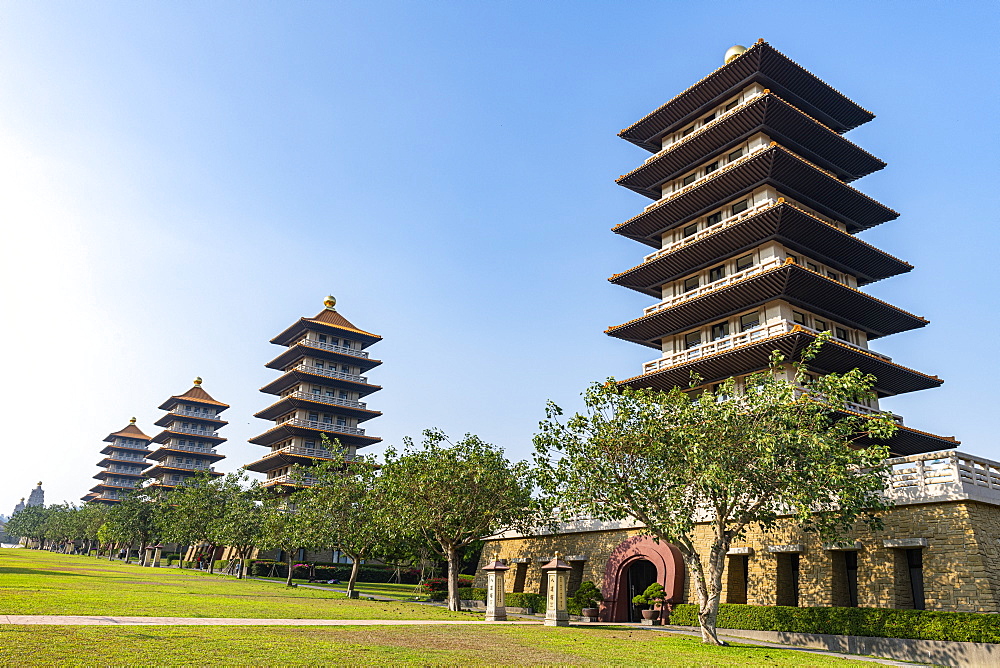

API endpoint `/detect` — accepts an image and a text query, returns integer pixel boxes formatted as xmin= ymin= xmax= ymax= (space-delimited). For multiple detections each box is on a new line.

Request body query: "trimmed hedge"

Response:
xmin=458 ymin=587 xmax=487 ymax=603
xmin=249 ymin=561 xmax=421 ymax=584
xmin=669 ymin=604 xmax=1000 ymax=644
xmin=506 ymin=592 xmax=545 ymax=612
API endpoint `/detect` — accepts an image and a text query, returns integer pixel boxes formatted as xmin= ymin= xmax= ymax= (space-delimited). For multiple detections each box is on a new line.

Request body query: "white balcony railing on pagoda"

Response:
xmin=282 ymin=390 xmax=368 ymax=411
xmin=643 ymin=320 xmax=891 ymax=375
xmin=159 ymin=463 xmax=215 ymax=473
xmin=264 ymin=473 xmax=320 ymax=487
xmin=106 ymin=466 xmax=144 ymax=475
xmin=278 ymin=418 xmax=365 ymax=436
xmin=106 ymin=452 xmax=147 ymax=463
xmin=291 ymin=363 xmax=368 ymax=384
xmin=269 ymin=444 xmax=357 ymax=460
xmin=643 ymin=142 xmax=770 ymax=213
xmin=172 ymin=407 xmax=221 ymax=419
xmin=170 ymin=426 xmax=220 ymax=438
xmin=296 ymin=337 xmax=369 ymax=359
xmin=643 ymin=256 xmax=785 ymax=316
xmin=643 ymin=90 xmax=766 ymax=165
xmin=644 ymin=199 xmax=777 ymax=263
xmin=167 ymin=442 xmax=218 ymax=455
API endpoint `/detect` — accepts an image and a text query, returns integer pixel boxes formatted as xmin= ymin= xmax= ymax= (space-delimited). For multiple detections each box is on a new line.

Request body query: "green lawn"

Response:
xmin=0 ymin=549 xmax=468 ymax=620
xmin=0 ymin=625 xmax=869 ymax=666
xmin=271 ymin=579 xmax=431 ymax=600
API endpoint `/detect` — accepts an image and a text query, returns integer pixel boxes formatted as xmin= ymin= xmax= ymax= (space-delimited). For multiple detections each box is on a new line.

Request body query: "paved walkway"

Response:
xmin=0 ymin=615 xmax=537 ymax=626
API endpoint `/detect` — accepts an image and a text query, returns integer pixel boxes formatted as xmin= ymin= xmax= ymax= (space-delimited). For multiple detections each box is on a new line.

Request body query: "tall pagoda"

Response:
xmin=606 ymin=40 xmax=955 ymax=456
xmin=144 ymin=378 xmax=228 ymax=491
xmin=246 ymin=296 xmax=383 ymax=490
xmin=86 ymin=419 xmax=153 ymax=504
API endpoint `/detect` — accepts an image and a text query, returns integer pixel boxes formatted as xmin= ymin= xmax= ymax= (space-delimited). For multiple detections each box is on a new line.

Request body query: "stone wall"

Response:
xmin=478 ymin=500 xmax=1000 ymax=613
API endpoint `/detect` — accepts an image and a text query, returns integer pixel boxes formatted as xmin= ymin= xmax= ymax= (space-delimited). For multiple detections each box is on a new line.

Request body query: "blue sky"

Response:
xmin=1 ymin=1 xmax=997 ymax=512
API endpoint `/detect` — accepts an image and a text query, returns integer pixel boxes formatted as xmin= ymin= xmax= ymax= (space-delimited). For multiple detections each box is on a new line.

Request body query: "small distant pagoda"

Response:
xmin=144 ymin=378 xmax=228 ymax=491
xmin=246 ymin=296 xmax=383 ymax=490
xmin=86 ymin=419 xmax=152 ymax=504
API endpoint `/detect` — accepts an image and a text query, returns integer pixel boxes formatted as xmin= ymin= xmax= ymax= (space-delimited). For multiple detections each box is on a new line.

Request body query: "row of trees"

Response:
xmin=7 ymin=341 xmax=899 ymax=644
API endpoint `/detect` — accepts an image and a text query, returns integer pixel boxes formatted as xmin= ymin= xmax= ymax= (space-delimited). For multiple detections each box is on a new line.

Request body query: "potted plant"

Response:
xmin=571 ymin=581 xmax=604 ymax=620
xmin=631 ymin=583 xmax=666 ymax=623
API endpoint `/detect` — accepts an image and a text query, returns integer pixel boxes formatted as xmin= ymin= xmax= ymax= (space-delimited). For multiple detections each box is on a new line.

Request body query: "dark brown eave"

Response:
xmin=93 ymin=470 xmax=147 ymax=480
xmin=249 ymin=421 xmax=381 ymax=448
xmin=620 ymin=41 xmax=874 ymax=150
xmin=99 ymin=444 xmax=152 ymax=456
xmin=265 ymin=342 xmax=382 ymax=373
xmin=271 ymin=317 xmax=382 ymax=349
xmin=143 ymin=464 xmax=222 ymax=478
xmin=97 ymin=455 xmax=148 ymax=468
xmin=619 ymin=330 xmax=941 ymax=398
xmin=605 ymin=262 xmax=927 ymax=346
xmin=254 ymin=394 xmax=382 ymax=423
xmin=259 ymin=367 xmax=382 ymax=398
xmin=153 ymin=413 xmax=228 ymax=429
xmin=145 ymin=446 xmax=225 ymax=463
xmin=609 ymin=202 xmax=911 ymax=296
xmin=103 ymin=424 xmax=152 ymax=443
xmin=614 ymin=145 xmax=898 ymax=245
xmin=157 ymin=396 xmax=229 ymax=413
xmin=244 ymin=450 xmax=341 ymax=473
xmin=617 ymin=93 xmax=884 ymax=191
xmin=857 ymin=426 xmax=961 ymax=458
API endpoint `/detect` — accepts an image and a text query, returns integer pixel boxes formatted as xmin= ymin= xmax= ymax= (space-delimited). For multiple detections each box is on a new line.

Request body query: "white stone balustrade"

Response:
xmin=297 ymin=337 xmax=369 ymax=359
xmin=643 ymin=199 xmax=776 ymax=263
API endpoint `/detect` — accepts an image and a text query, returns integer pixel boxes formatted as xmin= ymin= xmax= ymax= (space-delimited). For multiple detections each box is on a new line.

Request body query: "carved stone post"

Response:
xmin=152 ymin=544 xmax=164 ymax=567
xmin=482 ymin=556 xmax=509 ymax=622
xmin=142 ymin=545 xmax=154 ymax=567
xmin=541 ymin=553 xmax=572 ymax=627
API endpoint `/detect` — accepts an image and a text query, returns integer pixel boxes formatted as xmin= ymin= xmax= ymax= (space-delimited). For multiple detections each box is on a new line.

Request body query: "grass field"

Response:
xmin=0 ymin=625 xmax=870 ymax=666
xmin=256 ymin=578 xmax=430 ymax=601
xmin=0 ymin=549 xmax=871 ymax=666
xmin=0 ymin=549 xmax=467 ymax=620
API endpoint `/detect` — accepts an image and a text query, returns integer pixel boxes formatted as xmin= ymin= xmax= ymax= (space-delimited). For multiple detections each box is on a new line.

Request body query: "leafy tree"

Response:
xmin=106 ymin=488 xmax=162 ymax=563
xmin=43 ymin=503 xmax=79 ymax=553
xmin=295 ymin=457 xmax=392 ymax=597
xmin=380 ymin=430 xmax=535 ymax=612
xmin=160 ymin=472 xmax=221 ymax=571
xmin=259 ymin=484 xmax=323 ymax=586
xmin=79 ymin=503 xmax=110 ymax=556
xmin=5 ymin=505 xmax=50 ymax=548
xmin=533 ymin=341 xmax=898 ymax=645
xmin=210 ymin=472 xmax=266 ymax=578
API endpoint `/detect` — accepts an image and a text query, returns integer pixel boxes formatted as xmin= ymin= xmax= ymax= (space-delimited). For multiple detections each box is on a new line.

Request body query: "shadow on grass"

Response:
xmin=0 ymin=567 xmax=91 ymax=577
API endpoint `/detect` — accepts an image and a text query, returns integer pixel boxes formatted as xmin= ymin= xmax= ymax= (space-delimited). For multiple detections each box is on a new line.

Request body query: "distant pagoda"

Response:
xmin=246 ymin=296 xmax=383 ymax=490
xmin=144 ymin=378 xmax=228 ymax=491
xmin=86 ymin=419 xmax=152 ymax=504
xmin=606 ymin=40 xmax=956 ymax=456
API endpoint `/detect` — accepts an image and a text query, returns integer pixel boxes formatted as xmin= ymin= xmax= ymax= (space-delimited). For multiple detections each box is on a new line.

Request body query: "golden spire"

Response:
xmin=324 ymin=295 xmax=337 ymax=310
xmin=193 ymin=377 xmax=203 ymax=386
xmin=724 ymin=45 xmax=747 ymax=64
xmin=129 ymin=417 xmax=137 ymax=424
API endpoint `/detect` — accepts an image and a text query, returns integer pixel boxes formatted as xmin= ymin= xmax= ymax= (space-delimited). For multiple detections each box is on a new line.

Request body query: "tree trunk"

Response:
xmin=346 ymin=554 xmax=361 ymax=598
xmin=208 ymin=546 xmax=216 ymax=575
xmin=445 ymin=543 xmax=460 ymax=612
xmin=680 ymin=533 xmax=731 ymax=646
xmin=285 ymin=551 xmax=295 ymax=586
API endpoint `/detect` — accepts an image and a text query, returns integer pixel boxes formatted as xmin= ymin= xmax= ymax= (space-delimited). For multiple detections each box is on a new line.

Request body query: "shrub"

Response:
xmin=214 ymin=560 xmax=229 ymax=569
xmin=162 ymin=553 xmax=180 ymax=561
xmin=506 ymin=592 xmax=545 ymax=612
xmin=667 ymin=604 xmax=1000 ymax=644
xmin=181 ymin=560 xmax=196 ymax=568
xmin=428 ymin=591 xmax=448 ymax=601
xmin=458 ymin=587 xmax=487 ymax=602
xmin=420 ymin=577 xmax=474 ymax=594
xmin=248 ymin=561 xmax=421 ymax=584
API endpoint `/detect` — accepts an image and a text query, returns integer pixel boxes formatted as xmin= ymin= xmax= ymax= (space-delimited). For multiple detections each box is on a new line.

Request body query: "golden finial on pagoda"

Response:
xmin=129 ymin=417 xmax=137 ymax=424
xmin=724 ymin=45 xmax=747 ymax=64
xmin=324 ymin=295 xmax=337 ymax=310
xmin=194 ymin=377 xmax=203 ymax=386
xmin=37 ymin=482 xmax=42 ymax=487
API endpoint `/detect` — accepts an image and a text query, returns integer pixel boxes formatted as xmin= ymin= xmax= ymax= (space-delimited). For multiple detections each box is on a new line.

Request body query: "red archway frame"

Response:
xmin=599 ymin=535 xmax=685 ymax=622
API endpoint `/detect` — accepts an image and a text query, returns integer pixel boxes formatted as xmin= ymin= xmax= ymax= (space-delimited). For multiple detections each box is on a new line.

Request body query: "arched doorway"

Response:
xmin=600 ymin=536 xmax=685 ymax=622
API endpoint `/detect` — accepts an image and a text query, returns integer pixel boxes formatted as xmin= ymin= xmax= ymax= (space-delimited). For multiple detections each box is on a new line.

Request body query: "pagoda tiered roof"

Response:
xmin=259 ymin=366 xmax=382 ymax=397
xmin=610 ymin=202 xmax=911 ymax=296
xmin=270 ymin=307 xmax=382 ymax=348
xmin=619 ymin=40 xmax=874 ymax=150
xmin=265 ymin=341 xmax=382 ymax=373
xmin=618 ymin=93 xmax=884 ymax=192
xmin=248 ymin=421 xmax=381 ymax=448
xmin=613 ymin=145 xmax=898 ymax=243
xmin=157 ymin=384 xmax=230 ymax=412
xmin=102 ymin=421 xmax=152 ymax=443
xmin=254 ymin=393 xmax=382 ymax=422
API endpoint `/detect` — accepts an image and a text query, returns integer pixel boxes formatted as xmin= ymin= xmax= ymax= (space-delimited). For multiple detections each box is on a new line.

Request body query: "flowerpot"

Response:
xmin=640 ymin=609 xmax=659 ymax=621
xmin=581 ymin=607 xmax=600 ymax=620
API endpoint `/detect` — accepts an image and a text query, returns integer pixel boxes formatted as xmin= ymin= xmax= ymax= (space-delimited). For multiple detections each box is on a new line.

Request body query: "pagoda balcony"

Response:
xmin=265 ymin=338 xmax=382 ymax=373
xmin=614 ymin=145 xmax=898 ymax=245
xmin=160 ymin=442 xmax=218 ymax=455
xmin=297 ymin=337 xmax=369 ymax=358
xmin=612 ymin=201 xmax=910 ymax=297
xmin=289 ymin=364 xmax=366 ymax=384
xmin=249 ymin=417 xmax=380 ymax=448
xmin=259 ymin=363 xmax=382 ymax=398
xmin=171 ymin=426 xmax=220 ymax=438
xmin=281 ymin=390 xmax=366 ymax=410
xmin=146 ymin=462 xmax=216 ymax=473
xmin=624 ymin=92 xmax=884 ymax=190
xmin=263 ymin=472 xmax=320 ymax=488
xmin=245 ymin=444 xmax=358 ymax=473
xmin=254 ymin=391 xmax=380 ymax=423
xmin=885 ymin=451 xmax=1000 ymax=506
xmin=622 ymin=320 xmax=940 ymax=398
xmin=103 ymin=452 xmax=148 ymax=463
xmin=619 ymin=41 xmax=874 ymax=151
xmin=608 ymin=260 xmax=927 ymax=345
xmin=279 ymin=417 xmax=365 ymax=436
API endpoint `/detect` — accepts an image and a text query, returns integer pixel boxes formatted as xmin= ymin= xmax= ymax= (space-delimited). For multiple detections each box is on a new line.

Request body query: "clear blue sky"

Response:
xmin=1 ymin=1 xmax=997 ymax=513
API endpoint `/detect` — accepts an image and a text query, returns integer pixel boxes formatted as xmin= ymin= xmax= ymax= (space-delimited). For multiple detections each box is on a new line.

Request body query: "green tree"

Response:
xmin=380 ymin=430 xmax=535 ymax=612
xmin=259 ymin=483 xmax=323 ymax=587
xmin=106 ymin=488 xmax=162 ymax=563
xmin=43 ymin=503 xmax=79 ymax=553
xmin=533 ymin=341 xmax=898 ymax=645
xmin=210 ymin=472 xmax=266 ymax=578
xmin=5 ymin=505 xmax=51 ymax=548
xmin=295 ymin=457 xmax=391 ymax=597
xmin=79 ymin=503 xmax=110 ymax=556
xmin=160 ymin=472 xmax=220 ymax=571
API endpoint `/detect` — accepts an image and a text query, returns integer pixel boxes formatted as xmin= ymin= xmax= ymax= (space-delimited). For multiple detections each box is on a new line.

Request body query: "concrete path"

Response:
xmin=0 ymin=615 xmax=538 ymax=626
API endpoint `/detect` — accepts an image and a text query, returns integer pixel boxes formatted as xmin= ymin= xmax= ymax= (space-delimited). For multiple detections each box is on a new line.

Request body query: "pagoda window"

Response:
xmin=792 ymin=311 xmax=807 ymax=326
xmin=326 ymin=388 xmax=336 ymax=397
xmin=339 ymin=390 xmax=349 ymax=399
xmin=318 ymin=334 xmax=328 ymax=343
xmin=814 ymin=319 xmax=828 ymax=331
xmin=725 ymin=99 xmax=739 ymax=112
xmin=709 ymin=265 xmax=726 ymax=283
xmin=703 ymin=112 xmax=715 ymax=124
xmin=681 ymin=125 xmax=695 ymax=137
xmin=787 ymin=253 xmax=798 ymax=263
xmin=341 ymin=364 xmax=351 ymax=373
xmin=835 ymin=327 xmax=851 ymax=343
xmin=312 ymin=386 xmax=322 ymax=394
xmin=711 ymin=322 xmax=730 ymax=341
xmin=683 ymin=332 xmax=702 ymax=350
xmin=706 ymin=212 xmax=723 ymax=226
xmin=731 ymin=199 xmax=749 ymax=215
xmin=807 ymin=262 xmax=820 ymax=272
xmin=740 ymin=313 xmax=760 ymax=332
xmin=308 ymin=412 xmax=320 ymax=421
xmin=683 ymin=223 xmax=698 ymax=238
xmin=314 ymin=360 xmax=324 ymax=368
xmin=323 ymin=414 xmax=333 ymax=423
xmin=728 ymin=148 xmax=743 ymax=162
xmin=736 ymin=254 xmax=755 ymax=272
xmin=683 ymin=276 xmax=700 ymax=293
xmin=827 ymin=271 xmax=840 ymax=282
xmin=704 ymin=160 xmax=718 ymax=174
xmin=682 ymin=173 xmax=697 ymax=186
